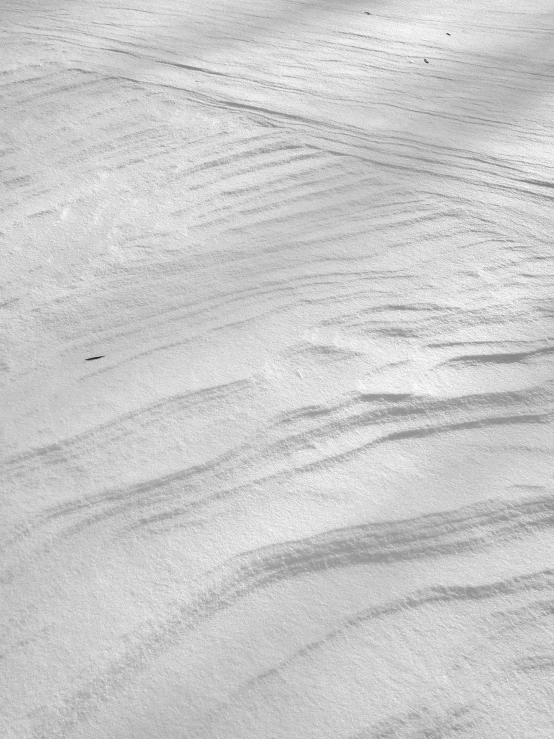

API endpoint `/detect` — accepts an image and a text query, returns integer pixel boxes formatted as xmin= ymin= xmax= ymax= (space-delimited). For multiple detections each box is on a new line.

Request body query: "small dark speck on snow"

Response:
xmin=85 ymin=355 xmax=105 ymax=361
xmin=424 ymin=58 xmax=429 ymax=63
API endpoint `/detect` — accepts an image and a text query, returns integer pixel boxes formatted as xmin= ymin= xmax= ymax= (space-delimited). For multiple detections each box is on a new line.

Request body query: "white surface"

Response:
xmin=1 ymin=1 xmax=554 ymax=737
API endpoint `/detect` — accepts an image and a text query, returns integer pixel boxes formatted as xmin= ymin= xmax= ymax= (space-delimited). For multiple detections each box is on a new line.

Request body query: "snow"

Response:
xmin=1 ymin=0 xmax=554 ymax=737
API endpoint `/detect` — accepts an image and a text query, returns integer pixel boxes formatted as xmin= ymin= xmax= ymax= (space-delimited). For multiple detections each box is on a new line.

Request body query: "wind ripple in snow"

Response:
xmin=1 ymin=0 xmax=554 ymax=738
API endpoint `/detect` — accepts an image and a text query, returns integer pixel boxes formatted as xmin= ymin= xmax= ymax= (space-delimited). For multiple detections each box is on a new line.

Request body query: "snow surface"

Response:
xmin=1 ymin=0 xmax=554 ymax=737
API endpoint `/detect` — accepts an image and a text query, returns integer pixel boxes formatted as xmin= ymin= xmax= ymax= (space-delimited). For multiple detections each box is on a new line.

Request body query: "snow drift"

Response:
xmin=1 ymin=0 xmax=554 ymax=737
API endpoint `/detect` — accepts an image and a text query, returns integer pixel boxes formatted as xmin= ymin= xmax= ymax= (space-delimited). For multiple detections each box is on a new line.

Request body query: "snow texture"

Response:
xmin=1 ymin=0 xmax=554 ymax=737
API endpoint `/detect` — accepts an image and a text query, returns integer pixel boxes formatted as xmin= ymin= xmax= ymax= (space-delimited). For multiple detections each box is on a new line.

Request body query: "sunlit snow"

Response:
xmin=1 ymin=1 xmax=554 ymax=737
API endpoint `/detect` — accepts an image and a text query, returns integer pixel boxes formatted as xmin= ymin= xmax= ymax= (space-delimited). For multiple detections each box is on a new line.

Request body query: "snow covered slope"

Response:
xmin=1 ymin=0 xmax=554 ymax=737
